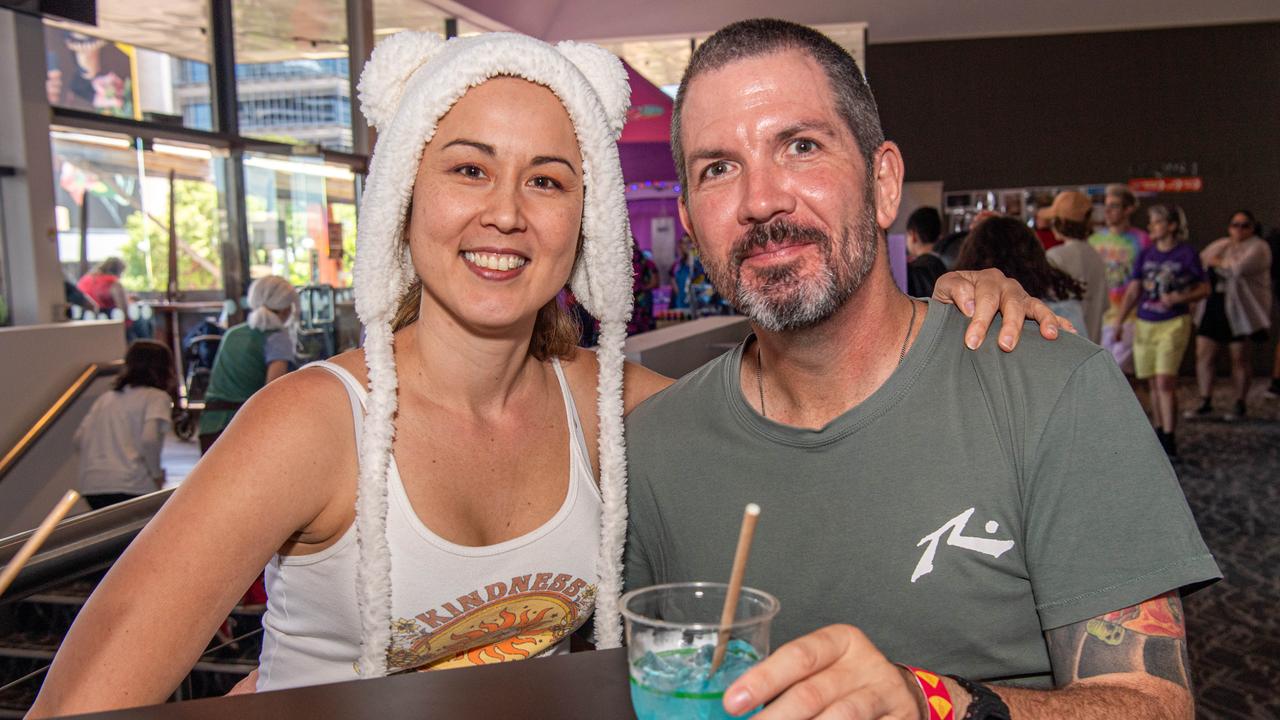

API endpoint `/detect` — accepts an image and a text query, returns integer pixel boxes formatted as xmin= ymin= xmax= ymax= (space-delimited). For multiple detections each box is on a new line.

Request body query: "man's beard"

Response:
xmin=703 ymin=200 xmax=879 ymax=333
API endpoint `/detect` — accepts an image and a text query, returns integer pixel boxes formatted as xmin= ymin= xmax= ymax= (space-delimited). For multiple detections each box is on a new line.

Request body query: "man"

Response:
xmin=1089 ymin=184 xmax=1152 ymax=374
xmin=625 ymin=18 xmax=1218 ymax=719
xmin=1045 ymin=190 xmax=1108 ymax=343
xmin=905 ymin=206 xmax=947 ymax=298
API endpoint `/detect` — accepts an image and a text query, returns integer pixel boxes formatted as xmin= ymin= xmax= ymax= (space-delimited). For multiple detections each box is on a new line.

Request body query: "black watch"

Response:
xmin=946 ymin=675 xmax=1011 ymax=720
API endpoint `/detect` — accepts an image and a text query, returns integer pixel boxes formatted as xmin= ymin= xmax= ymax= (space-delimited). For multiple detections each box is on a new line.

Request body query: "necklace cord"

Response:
xmin=756 ymin=299 xmax=919 ymax=420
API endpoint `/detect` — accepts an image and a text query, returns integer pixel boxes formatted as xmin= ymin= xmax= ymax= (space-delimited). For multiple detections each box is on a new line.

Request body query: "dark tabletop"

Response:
xmin=67 ymin=648 xmax=637 ymax=720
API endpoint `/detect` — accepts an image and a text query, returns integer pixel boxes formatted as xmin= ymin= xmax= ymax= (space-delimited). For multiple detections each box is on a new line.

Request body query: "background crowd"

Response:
xmin=903 ymin=185 xmax=1279 ymax=457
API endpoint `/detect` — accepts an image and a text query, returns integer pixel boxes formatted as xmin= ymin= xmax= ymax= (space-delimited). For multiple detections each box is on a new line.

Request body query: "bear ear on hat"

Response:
xmin=357 ymin=31 xmax=449 ymax=132
xmin=555 ymin=41 xmax=631 ymax=139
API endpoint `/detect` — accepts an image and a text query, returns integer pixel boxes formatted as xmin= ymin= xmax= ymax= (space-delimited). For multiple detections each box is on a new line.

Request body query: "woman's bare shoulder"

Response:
xmin=219 ymin=358 xmax=360 ymax=472
xmin=191 ymin=360 xmax=360 ymax=542
xmin=559 ymin=346 xmax=673 ymax=415
xmin=321 ymin=347 xmax=371 ymax=387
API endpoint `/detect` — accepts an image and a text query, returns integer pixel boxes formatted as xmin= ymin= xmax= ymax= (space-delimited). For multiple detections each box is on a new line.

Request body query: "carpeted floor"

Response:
xmin=1171 ymin=382 xmax=1279 ymax=719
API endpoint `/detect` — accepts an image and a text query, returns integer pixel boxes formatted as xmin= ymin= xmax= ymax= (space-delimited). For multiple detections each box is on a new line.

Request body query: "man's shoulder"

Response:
xmin=928 ymin=303 xmax=1107 ymax=390
xmin=626 ymin=346 xmax=736 ymax=434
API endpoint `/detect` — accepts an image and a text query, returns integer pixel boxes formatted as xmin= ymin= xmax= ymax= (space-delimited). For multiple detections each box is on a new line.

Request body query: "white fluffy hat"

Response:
xmin=351 ymin=31 xmax=634 ymax=675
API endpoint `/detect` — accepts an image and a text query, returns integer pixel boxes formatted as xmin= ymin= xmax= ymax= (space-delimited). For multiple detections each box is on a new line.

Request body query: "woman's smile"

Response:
xmin=462 ymin=249 xmax=530 ymax=279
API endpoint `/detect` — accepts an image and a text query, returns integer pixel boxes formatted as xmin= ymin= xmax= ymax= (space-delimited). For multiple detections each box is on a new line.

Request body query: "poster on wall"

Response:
xmin=44 ymin=26 xmax=141 ymax=120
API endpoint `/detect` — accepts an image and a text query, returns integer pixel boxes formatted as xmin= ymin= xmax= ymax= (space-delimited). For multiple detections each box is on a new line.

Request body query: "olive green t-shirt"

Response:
xmin=198 ymin=324 xmax=292 ymax=436
xmin=624 ymin=300 xmax=1219 ymax=687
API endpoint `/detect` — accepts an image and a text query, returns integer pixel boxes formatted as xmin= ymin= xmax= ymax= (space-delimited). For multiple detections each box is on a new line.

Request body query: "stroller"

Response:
xmin=172 ymin=320 xmax=224 ymax=441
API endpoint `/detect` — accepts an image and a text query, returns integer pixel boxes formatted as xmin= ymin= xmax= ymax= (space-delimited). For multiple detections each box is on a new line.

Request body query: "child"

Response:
xmin=75 ymin=340 xmax=174 ymax=509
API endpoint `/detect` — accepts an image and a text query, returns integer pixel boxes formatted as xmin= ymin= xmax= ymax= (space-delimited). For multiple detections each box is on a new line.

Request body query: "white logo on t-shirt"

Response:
xmin=911 ymin=507 xmax=1015 ymax=583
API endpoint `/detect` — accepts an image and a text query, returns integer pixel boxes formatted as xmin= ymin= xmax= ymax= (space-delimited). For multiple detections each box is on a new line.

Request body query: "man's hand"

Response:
xmin=933 ymin=268 xmax=1077 ymax=352
xmin=723 ymin=624 xmax=941 ymax=719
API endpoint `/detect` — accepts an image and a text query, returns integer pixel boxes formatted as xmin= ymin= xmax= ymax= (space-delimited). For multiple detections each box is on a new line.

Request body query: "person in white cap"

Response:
xmin=197 ymin=275 xmax=300 ymax=453
xmin=30 ymin=30 xmax=1060 ymax=716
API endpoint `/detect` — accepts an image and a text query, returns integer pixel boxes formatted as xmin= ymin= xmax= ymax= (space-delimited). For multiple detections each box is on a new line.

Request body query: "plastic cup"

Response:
xmin=621 ymin=582 xmax=780 ymax=720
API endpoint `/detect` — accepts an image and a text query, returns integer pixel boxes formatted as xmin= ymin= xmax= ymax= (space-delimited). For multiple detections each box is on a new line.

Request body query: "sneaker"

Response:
xmin=1222 ymin=400 xmax=1246 ymax=422
xmin=1183 ymin=398 xmax=1213 ymax=419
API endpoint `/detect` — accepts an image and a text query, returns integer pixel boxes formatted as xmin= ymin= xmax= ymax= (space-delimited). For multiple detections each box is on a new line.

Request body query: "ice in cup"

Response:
xmin=621 ymin=582 xmax=780 ymax=719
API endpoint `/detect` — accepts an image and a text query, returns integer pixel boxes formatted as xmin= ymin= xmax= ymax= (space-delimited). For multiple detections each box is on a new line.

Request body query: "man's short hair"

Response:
xmin=671 ymin=18 xmax=885 ymax=199
xmin=906 ymin=207 xmax=942 ymax=246
xmin=1105 ymin=183 xmax=1136 ymax=208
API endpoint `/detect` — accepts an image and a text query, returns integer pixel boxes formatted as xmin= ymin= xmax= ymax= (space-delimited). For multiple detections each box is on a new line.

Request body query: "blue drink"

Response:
xmin=629 ymin=640 xmax=761 ymax=719
xmin=621 ymin=583 xmax=779 ymax=720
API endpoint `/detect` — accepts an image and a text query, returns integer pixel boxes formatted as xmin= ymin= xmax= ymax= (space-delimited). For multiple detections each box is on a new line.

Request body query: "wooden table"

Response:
xmin=68 ymin=648 xmax=637 ymax=719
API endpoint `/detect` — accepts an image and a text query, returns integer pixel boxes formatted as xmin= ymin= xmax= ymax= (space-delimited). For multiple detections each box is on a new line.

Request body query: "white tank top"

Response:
xmin=257 ymin=360 xmax=601 ymax=691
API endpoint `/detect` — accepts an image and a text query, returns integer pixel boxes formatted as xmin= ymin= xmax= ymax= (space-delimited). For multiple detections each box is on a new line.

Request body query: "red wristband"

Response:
xmin=901 ymin=665 xmax=955 ymax=720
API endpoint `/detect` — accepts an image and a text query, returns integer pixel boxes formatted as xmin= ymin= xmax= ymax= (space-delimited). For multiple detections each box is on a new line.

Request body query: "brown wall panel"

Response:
xmin=867 ymin=22 xmax=1280 ymax=245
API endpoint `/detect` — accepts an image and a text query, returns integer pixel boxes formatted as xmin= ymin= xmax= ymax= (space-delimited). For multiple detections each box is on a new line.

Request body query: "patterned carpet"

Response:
xmin=1173 ymin=382 xmax=1279 ymax=719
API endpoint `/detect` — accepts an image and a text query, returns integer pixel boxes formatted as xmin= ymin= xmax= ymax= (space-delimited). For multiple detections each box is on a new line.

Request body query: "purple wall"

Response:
xmin=619 ymin=142 xmax=677 ymax=185
xmin=628 ymin=197 xmax=680 ymax=257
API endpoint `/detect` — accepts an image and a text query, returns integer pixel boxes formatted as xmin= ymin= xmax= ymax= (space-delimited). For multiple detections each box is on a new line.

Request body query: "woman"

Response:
xmin=954 ymin=215 xmax=1087 ymax=335
xmin=1188 ymin=210 xmax=1272 ymax=421
xmin=76 ymin=256 xmax=128 ymax=319
xmin=30 ymin=32 xmax=1062 ymax=716
xmin=1115 ymin=205 xmax=1209 ymax=456
xmin=74 ymin=340 xmax=173 ymax=509
xmin=196 ymin=275 xmax=299 ymax=453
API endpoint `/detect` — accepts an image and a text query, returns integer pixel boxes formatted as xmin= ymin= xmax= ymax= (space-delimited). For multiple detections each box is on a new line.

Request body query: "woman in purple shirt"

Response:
xmin=1115 ymin=204 xmax=1209 ymax=457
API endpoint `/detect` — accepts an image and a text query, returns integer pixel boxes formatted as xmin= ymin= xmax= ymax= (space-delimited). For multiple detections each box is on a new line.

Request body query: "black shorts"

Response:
xmin=1197 ymin=292 xmax=1268 ymax=344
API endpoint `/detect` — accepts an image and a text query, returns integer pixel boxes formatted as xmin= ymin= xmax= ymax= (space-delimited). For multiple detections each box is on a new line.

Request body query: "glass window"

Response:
xmin=50 ymin=128 xmax=229 ymax=295
xmin=374 ymin=0 xmax=450 ymax=37
xmin=243 ymin=153 xmax=356 ymax=288
xmin=233 ymin=0 xmax=352 ymax=151
xmin=43 ymin=1 xmax=214 ymax=129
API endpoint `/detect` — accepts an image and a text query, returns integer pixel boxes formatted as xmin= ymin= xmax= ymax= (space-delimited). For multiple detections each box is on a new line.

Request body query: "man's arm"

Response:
xmin=994 ymin=591 xmax=1193 ymax=718
xmin=721 ymin=591 xmax=1194 ymax=719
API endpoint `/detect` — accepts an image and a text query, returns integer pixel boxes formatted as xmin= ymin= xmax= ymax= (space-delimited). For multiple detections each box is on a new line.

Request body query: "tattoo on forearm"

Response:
xmin=1046 ymin=591 xmax=1191 ymax=690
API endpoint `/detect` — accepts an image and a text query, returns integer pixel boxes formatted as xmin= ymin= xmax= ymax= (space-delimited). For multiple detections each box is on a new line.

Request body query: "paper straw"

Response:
xmin=709 ymin=502 xmax=760 ymax=675
xmin=0 ymin=490 xmax=81 ymax=598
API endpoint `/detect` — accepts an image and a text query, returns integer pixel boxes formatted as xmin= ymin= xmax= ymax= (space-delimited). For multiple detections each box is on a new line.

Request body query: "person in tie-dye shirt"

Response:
xmin=1089 ymin=184 xmax=1151 ymax=375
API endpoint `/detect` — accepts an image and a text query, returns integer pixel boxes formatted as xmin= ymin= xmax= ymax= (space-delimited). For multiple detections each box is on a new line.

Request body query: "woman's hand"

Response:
xmin=932 ymin=268 xmax=1077 ymax=352
xmin=226 ymin=669 xmax=259 ymax=696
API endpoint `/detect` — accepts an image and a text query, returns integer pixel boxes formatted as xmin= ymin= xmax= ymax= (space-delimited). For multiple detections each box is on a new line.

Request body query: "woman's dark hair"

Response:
xmin=115 ymin=340 xmax=174 ymax=392
xmin=1229 ymin=209 xmax=1258 ymax=235
xmin=955 ymin=216 xmax=1085 ymax=301
xmin=96 ymin=257 xmax=125 ymax=276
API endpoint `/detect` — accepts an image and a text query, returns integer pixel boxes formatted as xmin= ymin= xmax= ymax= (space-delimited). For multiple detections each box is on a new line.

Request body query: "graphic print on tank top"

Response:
xmin=388 ymin=573 xmax=597 ymax=671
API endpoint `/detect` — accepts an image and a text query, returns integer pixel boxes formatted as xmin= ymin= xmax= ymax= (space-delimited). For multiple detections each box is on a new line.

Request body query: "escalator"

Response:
xmin=0 ymin=367 xmax=261 ymax=716
xmin=0 ymin=363 xmax=121 ymax=539
xmin=0 ymin=490 xmax=263 ymax=717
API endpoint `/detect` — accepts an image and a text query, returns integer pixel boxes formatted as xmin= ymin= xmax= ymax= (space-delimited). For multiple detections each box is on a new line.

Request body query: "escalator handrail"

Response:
xmin=0 ymin=360 xmax=124 ymax=483
xmin=0 ymin=486 xmax=175 ymax=604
